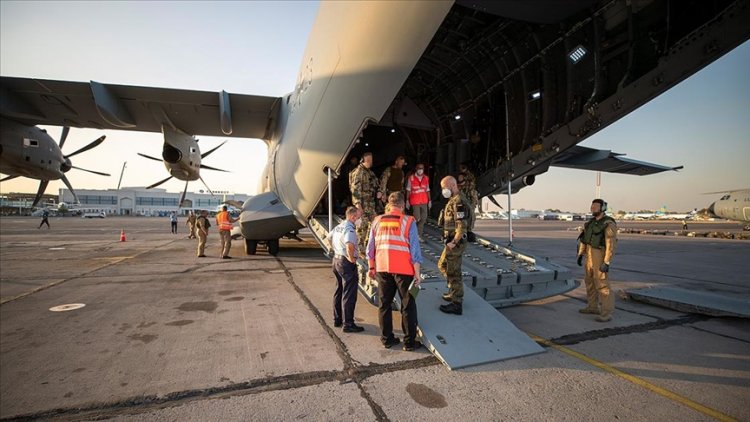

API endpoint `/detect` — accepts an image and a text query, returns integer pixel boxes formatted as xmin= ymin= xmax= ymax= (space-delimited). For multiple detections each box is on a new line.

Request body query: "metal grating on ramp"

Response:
xmin=416 ymin=282 xmax=545 ymax=369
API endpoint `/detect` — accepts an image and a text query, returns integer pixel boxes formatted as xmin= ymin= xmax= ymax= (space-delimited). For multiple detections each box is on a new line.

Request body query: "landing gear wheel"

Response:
xmin=267 ymin=239 xmax=280 ymax=256
xmin=245 ymin=239 xmax=257 ymax=255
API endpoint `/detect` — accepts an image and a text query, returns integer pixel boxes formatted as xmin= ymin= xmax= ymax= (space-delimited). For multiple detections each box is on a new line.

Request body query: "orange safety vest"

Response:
xmin=371 ymin=212 xmax=415 ymax=276
xmin=408 ymin=174 xmax=430 ymax=205
xmin=216 ymin=211 xmax=233 ymax=231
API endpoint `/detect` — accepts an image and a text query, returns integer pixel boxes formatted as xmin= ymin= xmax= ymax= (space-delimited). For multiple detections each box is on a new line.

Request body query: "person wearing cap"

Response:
xmin=379 ymin=155 xmax=407 ymax=203
xmin=576 ymin=198 xmax=618 ymax=322
xmin=366 ymin=192 xmax=423 ymax=351
xmin=196 ymin=210 xmax=211 ymax=257
xmin=215 ymin=205 xmax=238 ymax=259
xmin=326 ymin=206 xmax=365 ymax=333
xmin=406 ymin=163 xmax=431 ymax=241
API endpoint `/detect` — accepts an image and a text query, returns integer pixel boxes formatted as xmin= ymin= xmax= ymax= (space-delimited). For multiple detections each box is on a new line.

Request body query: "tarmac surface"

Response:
xmin=1 ymin=216 xmax=748 ymax=421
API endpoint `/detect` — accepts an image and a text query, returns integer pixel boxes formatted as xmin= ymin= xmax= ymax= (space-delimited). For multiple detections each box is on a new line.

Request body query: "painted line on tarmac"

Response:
xmin=529 ymin=333 xmax=739 ymax=422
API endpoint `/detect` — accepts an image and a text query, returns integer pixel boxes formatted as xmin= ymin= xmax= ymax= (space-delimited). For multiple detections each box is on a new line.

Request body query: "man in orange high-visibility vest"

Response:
xmin=216 ymin=205 xmax=239 ymax=259
xmin=366 ymin=192 xmax=424 ymax=351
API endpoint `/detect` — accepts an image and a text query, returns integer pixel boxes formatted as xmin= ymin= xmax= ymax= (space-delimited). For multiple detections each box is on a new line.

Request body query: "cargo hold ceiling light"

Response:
xmin=529 ymin=90 xmax=542 ymax=101
xmin=454 ymin=114 xmax=461 ymax=120
xmin=568 ymin=45 xmax=587 ymax=64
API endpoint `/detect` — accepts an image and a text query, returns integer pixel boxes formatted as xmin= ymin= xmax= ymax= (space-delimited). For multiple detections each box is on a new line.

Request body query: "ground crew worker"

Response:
xmin=349 ymin=152 xmax=381 ymax=255
xmin=380 ymin=155 xmax=406 ymax=202
xmin=406 ymin=163 xmax=431 ymax=241
xmin=437 ymin=175 xmax=473 ymax=315
xmin=170 ymin=211 xmax=178 ymax=234
xmin=186 ymin=210 xmax=197 ymax=239
xmin=216 ymin=205 xmax=238 ymax=259
xmin=196 ymin=210 xmax=211 ymax=257
xmin=577 ymin=199 xmax=618 ymax=322
xmin=367 ymin=192 xmax=423 ymax=351
xmin=326 ymin=206 xmax=364 ymax=333
xmin=458 ymin=163 xmax=479 ymax=231
xmin=38 ymin=209 xmax=50 ymax=229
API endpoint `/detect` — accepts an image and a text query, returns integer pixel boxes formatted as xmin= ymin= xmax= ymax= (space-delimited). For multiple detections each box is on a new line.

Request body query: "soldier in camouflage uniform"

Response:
xmin=349 ymin=152 xmax=382 ymax=255
xmin=458 ymin=164 xmax=479 ymax=231
xmin=576 ymin=199 xmax=618 ymax=322
xmin=437 ymin=175 xmax=473 ymax=315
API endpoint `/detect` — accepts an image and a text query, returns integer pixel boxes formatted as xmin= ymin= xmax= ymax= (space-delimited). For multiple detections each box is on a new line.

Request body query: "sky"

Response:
xmin=1 ymin=1 xmax=748 ymax=213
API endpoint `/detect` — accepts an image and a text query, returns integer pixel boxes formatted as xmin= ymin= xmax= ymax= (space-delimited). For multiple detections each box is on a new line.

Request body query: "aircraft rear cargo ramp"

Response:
xmin=309 ymin=216 xmax=573 ymax=369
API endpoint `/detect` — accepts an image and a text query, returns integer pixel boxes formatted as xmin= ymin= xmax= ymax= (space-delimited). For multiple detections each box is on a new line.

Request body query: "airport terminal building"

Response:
xmin=58 ymin=187 xmax=250 ymax=216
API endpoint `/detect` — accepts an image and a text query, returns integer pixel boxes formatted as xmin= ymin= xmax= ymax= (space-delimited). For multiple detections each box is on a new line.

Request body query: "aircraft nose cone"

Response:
xmin=708 ymin=202 xmax=717 ymax=218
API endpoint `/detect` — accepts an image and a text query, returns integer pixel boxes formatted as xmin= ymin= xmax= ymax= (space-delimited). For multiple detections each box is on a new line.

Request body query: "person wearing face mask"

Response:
xmin=349 ymin=152 xmax=381 ymax=255
xmin=326 ymin=206 xmax=365 ymax=332
xmin=405 ymin=163 xmax=431 ymax=241
xmin=437 ymin=175 xmax=473 ymax=315
xmin=576 ymin=199 xmax=618 ymax=322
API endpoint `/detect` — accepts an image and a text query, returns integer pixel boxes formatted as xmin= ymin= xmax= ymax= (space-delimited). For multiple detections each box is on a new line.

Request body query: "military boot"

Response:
xmin=578 ymin=307 xmax=598 ymax=314
xmin=439 ymin=302 xmax=462 ymax=315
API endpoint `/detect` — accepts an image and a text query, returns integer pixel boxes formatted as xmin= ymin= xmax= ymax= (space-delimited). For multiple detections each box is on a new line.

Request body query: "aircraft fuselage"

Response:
xmin=709 ymin=190 xmax=750 ymax=223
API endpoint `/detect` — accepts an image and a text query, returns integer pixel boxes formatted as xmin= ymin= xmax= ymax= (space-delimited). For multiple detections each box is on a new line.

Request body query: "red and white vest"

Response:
xmin=370 ymin=212 xmax=415 ymax=275
xmin=408 ymin=174 xmax=430 ymax=205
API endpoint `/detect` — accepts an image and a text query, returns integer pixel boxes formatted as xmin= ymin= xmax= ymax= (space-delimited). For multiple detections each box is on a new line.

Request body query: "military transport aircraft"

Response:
xmin=0 ymin=119 xmax=109 ymax=206
xmin=707 ymin=189 xmax=750 ymax=223
xmin=1 ymin=1 xmax=748 ymax=256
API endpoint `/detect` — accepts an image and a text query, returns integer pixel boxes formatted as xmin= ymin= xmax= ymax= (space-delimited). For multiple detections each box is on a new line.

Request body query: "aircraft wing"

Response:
xmin=550 ymin=146 xmax=683 ymax=176
xmin=0 ymin=76 xmax=280 ymax=139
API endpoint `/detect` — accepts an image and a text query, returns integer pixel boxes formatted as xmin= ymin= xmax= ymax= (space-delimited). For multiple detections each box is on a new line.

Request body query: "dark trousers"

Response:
xmin=38 ymin=218 xmax=49 ymax=228
xmin=377 ymin=272 xmax=418 ymax=346
xmin=333 ymin=257 xmax=358 ymax=327
xmin=171 ymin=222 xmax=177 ymax=233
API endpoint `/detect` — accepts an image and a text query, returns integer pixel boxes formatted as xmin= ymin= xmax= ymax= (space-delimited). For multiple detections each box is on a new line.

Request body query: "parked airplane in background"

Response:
xmin=137 ymin=128 xmax=229 ymax=207
xmin=0 ymin=118 xmax=109 ymax=206
xmin=1 ymin=1 xmax=747 ymax=256
xmin=708 ymin=189 xmax=750 ymax=223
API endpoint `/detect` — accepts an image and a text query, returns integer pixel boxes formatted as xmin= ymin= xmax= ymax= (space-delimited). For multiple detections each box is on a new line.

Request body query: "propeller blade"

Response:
xmin=199 ymin=163 xmax=229 ymax=172
xmin=59 ymin=127 xmax=70 ymax=149
xmin=60 ymin=174 xmax=79 ymax=204
xmin=200 ymin=141 xmax=226 ymax=158
xmin=179 ymin=181 xmax=189 ymax=208
xmin=1 ymin=175 xmax=19 ymax=182
xmin=488 ymin=195 xmax=504 ymax=209
xmin=198 ymin=175 xmax=214 ymax=196
xmin=64 ymin=135 xmax=106 ymax=159
xmin=32 ymin=180 xmax=50 ymax=207
xmin=71 ymin=166 xmax=111 ymax=177
xmin=137 ymin=152 xmax=163 ymax=162
xmin=146 ymin=176 xmax=173 ymax=189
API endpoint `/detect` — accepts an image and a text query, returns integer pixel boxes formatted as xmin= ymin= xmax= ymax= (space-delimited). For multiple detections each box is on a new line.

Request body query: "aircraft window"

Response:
xmin=190 ymin=148 xmax=196 ymax=153
xmin=23 ymin=138 xmax=39 ymax=147
xmin=720 ymin=194 xmax=731 ymax=200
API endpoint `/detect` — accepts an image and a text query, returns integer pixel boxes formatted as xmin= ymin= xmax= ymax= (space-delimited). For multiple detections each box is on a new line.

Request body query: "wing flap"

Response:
xmin=551 ymin=146 xmax=683 ymax=176
xmin=0 ymin=77 xmax=280 ymax=139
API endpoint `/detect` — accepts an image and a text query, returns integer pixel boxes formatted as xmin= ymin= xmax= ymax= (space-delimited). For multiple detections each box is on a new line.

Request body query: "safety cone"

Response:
xmin=120 ymin=229 xmax=126 ymax=242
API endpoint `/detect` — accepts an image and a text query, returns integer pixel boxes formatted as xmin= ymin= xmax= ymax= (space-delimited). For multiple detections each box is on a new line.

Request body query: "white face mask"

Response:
xmin=442 ymin=188 xmax=452 ymax=199
xmin=354 ymin=218 xmax=363 ymax=227
xmin=416 ymin=169 xmax=424 ymax=176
